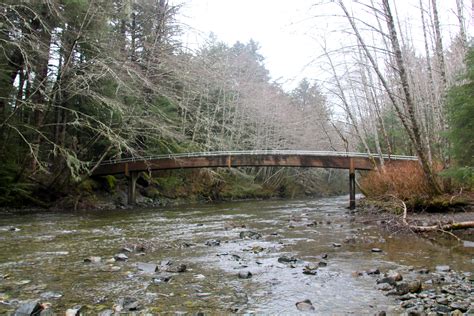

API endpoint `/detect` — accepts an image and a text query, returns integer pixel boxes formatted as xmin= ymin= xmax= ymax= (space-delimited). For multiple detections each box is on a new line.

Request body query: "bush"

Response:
xmin=360 ymin=162 xmax=437 ymax=201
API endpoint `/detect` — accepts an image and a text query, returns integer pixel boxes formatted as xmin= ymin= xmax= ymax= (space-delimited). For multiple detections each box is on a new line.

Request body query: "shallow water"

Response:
xmin=0 ymin=196 xmax=472 ymax=314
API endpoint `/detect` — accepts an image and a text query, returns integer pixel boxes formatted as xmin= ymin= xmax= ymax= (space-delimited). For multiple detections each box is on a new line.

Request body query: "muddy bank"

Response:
xmin=0 ymin=196 xmax=472 ymax=314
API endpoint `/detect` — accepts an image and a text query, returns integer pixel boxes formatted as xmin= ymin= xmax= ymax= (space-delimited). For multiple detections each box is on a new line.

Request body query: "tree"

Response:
xmin=445 ymin=47 xmax=474 ymax=186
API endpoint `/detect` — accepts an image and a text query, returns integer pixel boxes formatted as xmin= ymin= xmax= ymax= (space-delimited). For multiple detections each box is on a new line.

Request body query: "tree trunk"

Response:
xmin=382 ymin=0 xmax=442 ymax=194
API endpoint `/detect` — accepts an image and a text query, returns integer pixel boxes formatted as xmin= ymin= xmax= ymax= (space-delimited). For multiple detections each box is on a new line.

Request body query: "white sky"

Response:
xmin=174 ymin=0 xmax=473 ymax=90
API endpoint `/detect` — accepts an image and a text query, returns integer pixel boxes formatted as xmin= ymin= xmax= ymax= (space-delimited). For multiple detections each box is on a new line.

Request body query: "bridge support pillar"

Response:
xmin=127 ymin=171 xmax=138 ymax=205
xmin=349 ymin=158 xmax=356 ymax=209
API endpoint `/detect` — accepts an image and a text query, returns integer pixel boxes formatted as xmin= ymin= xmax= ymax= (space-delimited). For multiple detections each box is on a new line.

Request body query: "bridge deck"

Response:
xmin=90 ymin=150 xmax=418 ymax=208
xmin=92 ymin=150 xmax=417 ymax=176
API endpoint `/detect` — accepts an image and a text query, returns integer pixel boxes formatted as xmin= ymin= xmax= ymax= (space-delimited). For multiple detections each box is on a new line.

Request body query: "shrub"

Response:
xmin=360 ymin=161 xmax=437 ymax=201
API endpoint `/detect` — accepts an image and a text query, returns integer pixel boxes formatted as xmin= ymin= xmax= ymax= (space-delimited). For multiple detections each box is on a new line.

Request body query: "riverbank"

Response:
xmin=356 ymin=193 xmax=474 ymax=243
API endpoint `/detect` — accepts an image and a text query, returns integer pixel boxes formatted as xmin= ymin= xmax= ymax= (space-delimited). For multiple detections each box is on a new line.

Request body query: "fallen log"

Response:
xmin=394 ymin=195 xmax=474 ymax=232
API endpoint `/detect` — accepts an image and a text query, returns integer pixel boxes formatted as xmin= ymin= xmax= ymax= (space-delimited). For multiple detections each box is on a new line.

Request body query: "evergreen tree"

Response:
xmin=445 ymin=47 xmax=474 ymax=186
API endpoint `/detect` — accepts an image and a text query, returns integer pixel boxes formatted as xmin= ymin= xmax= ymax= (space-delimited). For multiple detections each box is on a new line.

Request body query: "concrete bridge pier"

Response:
xmin=127 ymin=171 xmax=139 ymax=205
xmin=349 ymin=158 xmax=356 ymax=210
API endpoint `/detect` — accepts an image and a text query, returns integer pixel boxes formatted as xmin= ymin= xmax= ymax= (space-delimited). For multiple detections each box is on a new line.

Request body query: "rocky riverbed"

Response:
xmin=0 ymin=196 xmax=472 ymax=314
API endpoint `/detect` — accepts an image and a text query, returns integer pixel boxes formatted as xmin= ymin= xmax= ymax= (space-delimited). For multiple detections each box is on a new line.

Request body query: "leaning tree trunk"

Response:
xmin=382 ymin=0 xmax=442 ymax=195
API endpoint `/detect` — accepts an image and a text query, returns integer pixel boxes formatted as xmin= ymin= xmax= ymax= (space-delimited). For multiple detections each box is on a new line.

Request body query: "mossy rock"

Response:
xmin=78 ymin=179 xmax=99 ymax=193
xmin=101 ymin=175 xmax=117 ymax=192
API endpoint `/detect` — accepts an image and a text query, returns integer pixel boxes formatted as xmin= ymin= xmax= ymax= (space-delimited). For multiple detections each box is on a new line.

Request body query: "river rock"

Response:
xmin=393 ymin=280 xmax=422 ymax=295
xmin=163 ymin=263 xmax=187 ymax=273
xmin=296 ymin=299 xmax=315 ymax=311
xmin=40 ymin=291 xmax=63 ymax=299
xmin=376 ymin=283 xmax=393 ymax=291
xmin=332 ymin=243 xmax=342 ymax=247
xmin=418 ymin=268 xmax=430 ymax=274
xmin=152 ymin=275 xmax=172 ymax=284
xmin=432 ymin=304 xmax=452 ymax=313
xmin=205 ymin=239 xmax=221 ymax=246
xmin=238 ymin=271 xmax=252 ymax=279
xmin=114 ymin=253 xmax=128 ymax=261
xmin=435 ymin=265 xmax=451 ymax=272
xmin=317 ymin=261 xmax=327 ymax=267
xmin=13 ymin=300 xmax=42 ymax=316
xmin=371 ymin=248 xmax=383 ymax=253
xmin=83 ymin=256 xmax=101 ymax=263
xmin=239 ymin=231 xmax=262 ymax=240
xmin=115 ymin=297 xmax=140 ymax=311
xmin=250 ymin=246 xmax=264 ymax=253
xmin=137 ymin=262 xmax=157 ymax=273
xmin=367 ymin=268 xmax=380 ymax=275
xmin=278 ymin=256 xmax=297 ymax=264
xmin=344 ymin=236 xmax=356 ymax=244
xmin=65 ymin=305 xmax=84 ymax=316
xmin=98 ymin=310 xmax=114 ymax=316
xmin=303 ymin=264 xmax=318 ymax=275
xmin=377 ymin=273 xmax=402 ymax=286
xmin=449 ymin=301 xmax=469 ymax=312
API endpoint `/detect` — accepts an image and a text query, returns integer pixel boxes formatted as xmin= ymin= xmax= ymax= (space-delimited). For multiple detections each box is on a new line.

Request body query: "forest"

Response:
xmin=0 ymin=0 xmax=472 ymax=208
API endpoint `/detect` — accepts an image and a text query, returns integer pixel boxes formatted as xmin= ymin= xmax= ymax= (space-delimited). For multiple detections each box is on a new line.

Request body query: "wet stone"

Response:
xmin=116 ymin=297 xmax=140 ymax=311
xmin=65 ymin=305 xmax=84 ymax=316
xmin=332 ymin=243 xmax=342 ymax=248
xmin=98 ymin=310 xmax=114 ymax=316
xmin=238 ymin=271 xmax=252 ymax=279
xmin=376 ymin=283 xmax=393 ymax=291
xmin=13 ymin=300 xmax=41 ymax=316
xmin=449 ymin=301 xmax=469 ymax=312
xmin=205 ymin=239 xmax=221 ymax=247
xmin=435 ymin=265 xmax=451 ymax=272
xmin=303 ymin=263 xmax=318 ymax=275
xmin=317 ymin=261 xmax=327 ymax=267
xmin=152 ymin=275 xmax=172 ymax=284
xmin=367 ymin=268 xmax=380 ymax=275
xmin=371 ymin=248 xmax=383 ymax=253
xmin=277 ymin=256 xmax=297 ymax=264
xmin=83 ymin=256 xmax=101 ymax=263
xmin=391 ymin=280 xmax=422 ymax=295
xmin=114 ymin=253 xmax=128 ymax=261
xmin=40 ymin=291 xmax=63 ymax=299
xmin=433 ymin=304 xmax=452 ymax=313
xmin=239 ymin=231 xmax=262 ymax=240
xmin=163 ymin=263 xmax=187 ymax=273
xmin=296 ymin=299 xmax=315 ymax=311
xmin=137 ymin=262 xmax=157 ymax=273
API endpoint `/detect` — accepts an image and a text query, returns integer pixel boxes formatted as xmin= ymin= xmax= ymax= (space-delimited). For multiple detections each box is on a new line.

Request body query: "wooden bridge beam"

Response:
xmin=349 ymin=158 xmax=356 ymax=209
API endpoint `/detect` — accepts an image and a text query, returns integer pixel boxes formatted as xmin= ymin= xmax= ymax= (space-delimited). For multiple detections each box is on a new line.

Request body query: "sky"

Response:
xmin=174 ymin=0 xmax=473 ymax=90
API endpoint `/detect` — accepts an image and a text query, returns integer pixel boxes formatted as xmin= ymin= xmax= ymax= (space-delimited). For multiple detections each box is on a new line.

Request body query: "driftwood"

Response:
xmin=393 ymin=195 xmax=474 ymax=234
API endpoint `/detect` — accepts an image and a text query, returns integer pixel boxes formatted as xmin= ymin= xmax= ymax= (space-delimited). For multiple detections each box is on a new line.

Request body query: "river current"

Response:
xmin=0 ymin=196 xmax=472 ymax=314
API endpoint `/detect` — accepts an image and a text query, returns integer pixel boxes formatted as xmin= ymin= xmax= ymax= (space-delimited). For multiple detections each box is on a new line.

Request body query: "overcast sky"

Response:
xmin=174 ymin=0 xmax=473 ymax=89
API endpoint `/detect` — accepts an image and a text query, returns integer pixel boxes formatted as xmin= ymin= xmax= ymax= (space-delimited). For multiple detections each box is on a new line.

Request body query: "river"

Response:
xmin=0 ymin=196 xmax=472 ymax=314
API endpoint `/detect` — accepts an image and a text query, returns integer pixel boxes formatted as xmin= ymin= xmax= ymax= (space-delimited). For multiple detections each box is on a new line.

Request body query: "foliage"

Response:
xmin=444 ymin=47 xmax=474 ymax=187
xmin=360 ymin=162 xmax=439 ymax=201
xmin=0 ymin=164 xmax=34 ymax=207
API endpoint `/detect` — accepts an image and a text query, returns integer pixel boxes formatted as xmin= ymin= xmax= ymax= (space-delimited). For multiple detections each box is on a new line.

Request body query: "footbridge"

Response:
xmin=91 ymin=150 xmax=418 ymax=208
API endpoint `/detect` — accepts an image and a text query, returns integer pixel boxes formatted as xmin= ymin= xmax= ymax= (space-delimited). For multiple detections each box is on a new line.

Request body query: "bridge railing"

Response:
xmin=96 ymin=150 xmax=418 ymax=166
